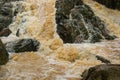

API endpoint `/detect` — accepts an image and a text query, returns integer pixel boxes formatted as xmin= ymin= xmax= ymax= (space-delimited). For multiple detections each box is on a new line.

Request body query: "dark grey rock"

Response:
xmin=94 ymin=0 xmax=120 ymax=10
xmin=96 ymin=55 xmax=111 ymax=64
xmin=0 ymin=2 xmax=13 ymax=31
xmin=0 ymin=0 xmax=22 ymax=37
xmin=5 ymin=39 xmax=40 ymax=53
xmin=81 ymin=64 xmax=120 ymax=80
xmin=55 ymin=0 xmax=116 ymax=43
xmin=0 ymin=28 xmax=12 ymax=37
xmin=16 ymin=29 xmax=20 ymax=37
xmin=0 ymin=39 xmax=9 ymax=65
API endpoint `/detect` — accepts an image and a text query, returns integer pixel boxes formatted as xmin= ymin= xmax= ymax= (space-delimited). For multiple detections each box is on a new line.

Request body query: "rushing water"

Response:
xmin=0 ymin=0 xmax=120 ymax=80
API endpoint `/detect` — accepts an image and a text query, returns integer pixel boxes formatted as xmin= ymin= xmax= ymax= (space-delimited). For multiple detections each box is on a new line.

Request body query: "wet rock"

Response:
xmin=0 ymin=39 xmax=9 ymax=65
xmin=16 ymin=29 xmax=20 ymax=37
xmin=0 ymin=28 xmax=12 ymax=37
xmin=0 ymin=0 xmax=22 ymax=37
xmin=5 ymin=39 xmax=40 ymax=53
xmin=94 ymin=0 xmax=120 ymax=10
xmin=55 ymin=0 xmax=116 ymax=43
xmin=96 ymin=55 xmax=111 ymax=64
xmin=0 ymin=2 xmax=13 ymax=31
xmin=81 ymin=64 xmax=120 ymax=80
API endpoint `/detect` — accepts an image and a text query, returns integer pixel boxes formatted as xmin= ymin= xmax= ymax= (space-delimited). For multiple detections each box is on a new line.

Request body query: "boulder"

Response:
xmin=82 ymin=64 xmax=120 ymax=80
xmin=0 ymin=39 xmax=9 ymax=65
xmin=55 ymin=0 xmax=116 ymax=43
xmin=5 ymin=39 xmax=40 ymax=53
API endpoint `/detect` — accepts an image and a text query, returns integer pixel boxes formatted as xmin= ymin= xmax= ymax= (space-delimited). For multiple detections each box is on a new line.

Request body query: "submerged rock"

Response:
xmin=55 ymin=0 xmax=116 ymax=43
xmin=5 ymin=39 xmax=40 ymax=53
xmin=0 ymin=39 xmax=9 ymax=65
xmin=82 ymin=64 xmax=120 ymax=80
xmin=94 ymin=0 xmax=120 ymax=10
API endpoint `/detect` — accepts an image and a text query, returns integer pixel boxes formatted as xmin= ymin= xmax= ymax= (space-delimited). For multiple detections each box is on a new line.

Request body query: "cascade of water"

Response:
xmin=0 ymin=0 xmax=120 ymax=80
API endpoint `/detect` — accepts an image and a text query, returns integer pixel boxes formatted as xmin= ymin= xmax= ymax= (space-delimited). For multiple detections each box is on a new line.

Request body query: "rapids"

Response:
xmin=0 ymin=0 xmax=120 ymax=80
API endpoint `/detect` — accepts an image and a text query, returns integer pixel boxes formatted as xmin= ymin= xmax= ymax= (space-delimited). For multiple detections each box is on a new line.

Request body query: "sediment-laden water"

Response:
xmin=0 ymin=0 xmax=120 ymax=80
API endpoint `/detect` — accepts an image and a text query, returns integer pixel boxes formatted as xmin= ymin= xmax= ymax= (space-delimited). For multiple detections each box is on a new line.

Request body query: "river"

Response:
xmin=0 ymin=0 xmax=120 ymax=80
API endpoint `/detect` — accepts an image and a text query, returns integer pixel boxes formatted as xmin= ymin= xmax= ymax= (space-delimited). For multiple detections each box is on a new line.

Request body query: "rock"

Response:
xmin=16 ymin=29 xmax=20 ymax=37
xmin=0 ymin=2 xmax=13 ymax=31
xmin=5 ymin=39 xmax=40 ymax=53
xmin=0 ymin=39 xmax=9 ymax=65
xmin=0 ymin=0 xmax=22 ymax=37
xmin=94 ymin=0 xmax=120 ymax=10
xmin=81 ymin=64 xmax=120 ymax=80
xmin=55 ymin=0 xmax=116 ymax=43
xmin=95 ymin=55 xmax=111 ymax=64
xmin=0 ymin=28 xmax=12 ymax=37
